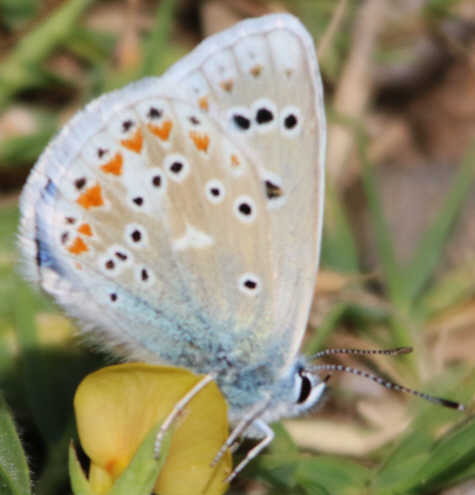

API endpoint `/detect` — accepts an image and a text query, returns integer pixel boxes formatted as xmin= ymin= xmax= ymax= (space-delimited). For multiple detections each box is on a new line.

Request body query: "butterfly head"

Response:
xmin=256 ymin=358 xmax=329 ymax=426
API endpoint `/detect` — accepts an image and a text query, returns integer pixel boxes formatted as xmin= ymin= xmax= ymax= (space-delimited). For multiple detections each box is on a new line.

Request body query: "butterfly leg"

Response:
xmin=153 ymin=371 xmax=217 ymax=457
xmin=225 ymin=419 xmax=274 ymax=482
xmin=211 ymin=398 xmax=270 ymax=467
xmin=229 ymin=438 xmax=243 ymax=454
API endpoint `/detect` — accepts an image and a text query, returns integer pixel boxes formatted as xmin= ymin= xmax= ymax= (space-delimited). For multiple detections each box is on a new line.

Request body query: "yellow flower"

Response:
xmin=73 ymin=363 xmax=231 ymax=495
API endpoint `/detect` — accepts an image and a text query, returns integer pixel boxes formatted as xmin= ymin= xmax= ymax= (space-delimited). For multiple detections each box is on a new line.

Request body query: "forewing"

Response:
xmin=20 ymin=76 xmax=280 ymax=371
xmin=166 ymin=14 xmax=326 ymax=373
xmin=19 ymin=14 xmax=325 ymax=377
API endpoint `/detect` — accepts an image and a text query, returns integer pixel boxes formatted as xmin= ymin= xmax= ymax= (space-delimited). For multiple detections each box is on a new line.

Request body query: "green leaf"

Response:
xmin=69 ymin=443 xmax=95 ymax=495
xmin=377 ymin=426 xmax=434 ymax=477
xmin=374 ymin=404 xmax=470 ymax=494
xmin=70 ymin=421 xmax=171 ymax=495
xmin=300 ymin=479 xmax=332 ymax=495
xmin=248 ymin=453 xmax=301 ymax=489
xmin=375 ymin=452 xmax=431 ymax=494
xmin=409 ymin=416 xmax=475 ymax=494
xmin=0 ymin=392 xmax=31 ymax=495
xmin=296 ymin=457 xmax=370 ymax=495
xmin=268 ymin=422 xmax=299 ymax=455
xmin=107 ymin=421 xmax=171 ymax=495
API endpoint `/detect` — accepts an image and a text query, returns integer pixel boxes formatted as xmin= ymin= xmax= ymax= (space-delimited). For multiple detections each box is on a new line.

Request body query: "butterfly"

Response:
xmin=19 ymin=12 xmax=327 ymax=480
xmin=19 ymin=11 xmax=468 ymax=483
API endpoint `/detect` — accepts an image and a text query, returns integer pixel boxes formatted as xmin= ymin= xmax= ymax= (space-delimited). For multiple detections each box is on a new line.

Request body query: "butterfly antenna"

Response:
xmin=309 ymin=346 xmax=414 ymax=360
xmin=309 ymin=347 xmax=465 ymax=411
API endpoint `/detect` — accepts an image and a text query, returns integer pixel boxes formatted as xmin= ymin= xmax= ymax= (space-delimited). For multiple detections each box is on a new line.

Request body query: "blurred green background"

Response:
xmin=1 ymin=0 xmax=475 ymax=494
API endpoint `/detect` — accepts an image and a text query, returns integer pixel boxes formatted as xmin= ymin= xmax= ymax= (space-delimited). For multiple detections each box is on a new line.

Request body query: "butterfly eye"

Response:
xmin=293 ymin=370 xmax=326 ymax=408
xmin=297 ymin=372 xmax=312 ymax=404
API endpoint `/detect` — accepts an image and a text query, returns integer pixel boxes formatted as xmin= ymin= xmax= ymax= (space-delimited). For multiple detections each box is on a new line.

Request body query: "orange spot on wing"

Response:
xmin=121 ymin=128 xmax=143 ymax=153
xmin=77 ymin=183 xmax=104 ymax=209
xmin=231 ymin=154 xmax=240 ymax=167
xmin=250 ymin=64 xmax=263 ymax=77
xmin=77 ymin=223 xmax=93 ymax=236
xmin=74 ymin=262 xmax=83 ymax=270
xmin=189 ymin=131 xmax=209 ymax=152
xmin=100 ymin=152 xmax=123 ymax=176
xmin=148 ymin=120 xmax=172 ymax=141
xmin=68 ymin=237 xmax=88 ymax=255
xmin=220 ymin=79 xmax=233 ymax=92
xmin=198 ymin=96 xmax=209 ymax=110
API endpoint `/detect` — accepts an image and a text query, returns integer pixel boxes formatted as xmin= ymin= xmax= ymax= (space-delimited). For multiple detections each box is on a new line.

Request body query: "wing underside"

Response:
xmin=19 ymin=14 xmax=325 ymax=377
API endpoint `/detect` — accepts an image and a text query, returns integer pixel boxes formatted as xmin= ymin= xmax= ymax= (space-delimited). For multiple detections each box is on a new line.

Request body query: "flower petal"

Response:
xmin=74 ymin=364 xmax=231 ymax=495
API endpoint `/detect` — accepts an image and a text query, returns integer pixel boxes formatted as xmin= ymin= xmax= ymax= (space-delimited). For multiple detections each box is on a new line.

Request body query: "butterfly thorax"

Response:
xmin=220 ymin=355 xmax=326 ymax=428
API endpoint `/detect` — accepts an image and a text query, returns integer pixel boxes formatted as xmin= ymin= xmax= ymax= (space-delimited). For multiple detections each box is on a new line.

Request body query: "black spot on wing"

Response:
xmin=265 ymin=180 xmax=283 ymax=199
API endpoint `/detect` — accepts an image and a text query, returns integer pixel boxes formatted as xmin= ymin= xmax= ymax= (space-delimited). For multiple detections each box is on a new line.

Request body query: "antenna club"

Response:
xmin=394 ymin=346 xmax=413 ymax=355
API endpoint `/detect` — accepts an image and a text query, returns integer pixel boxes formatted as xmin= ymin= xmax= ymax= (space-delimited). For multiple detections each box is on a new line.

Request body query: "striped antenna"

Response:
xmin=309 ymin=348 xmax=465 ymax=411
xmin=309 ymin=346 xmax=413 ymax=361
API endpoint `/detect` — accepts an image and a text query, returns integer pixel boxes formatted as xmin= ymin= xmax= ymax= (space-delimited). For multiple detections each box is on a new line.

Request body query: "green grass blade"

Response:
xmin=374 ymin=428 xmax=434 ymax=492
xmin=357 ymin=133 xmax=407 ymax=310
xmin=0 ymin=0 xmax=96 ymax=109
xmin=416 ymin=257 xmax=475 ymax=320
xmin=65 ymin=26 xmax=115 ymax=66
xmin=0 ymin=392 xmax=32 ymax=495
xmin=404 ymin=141 xmax=475 ymax=304
xmin=321 ymin=183 xmax=360 ymax=273
xmin=408 ymin=416 xmax=475 ymax=494
xmin=141 ymin=0 xmax=178 ymax=77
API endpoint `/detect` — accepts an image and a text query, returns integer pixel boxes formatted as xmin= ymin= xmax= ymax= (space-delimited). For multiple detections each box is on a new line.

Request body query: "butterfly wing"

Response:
xmin=20 ymin=85 xmax=274 ymax=369
xmin=166 ymin=14 xmax=326 ymax=374
xmin=19 ymin=14 xmax=325 ymax=380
